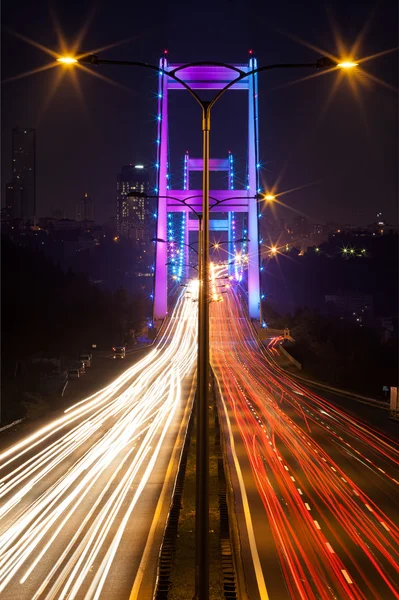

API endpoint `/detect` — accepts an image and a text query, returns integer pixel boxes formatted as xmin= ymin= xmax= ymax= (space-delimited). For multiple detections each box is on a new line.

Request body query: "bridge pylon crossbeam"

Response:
xmin=153 ymin=55 xmax=261 ymax=321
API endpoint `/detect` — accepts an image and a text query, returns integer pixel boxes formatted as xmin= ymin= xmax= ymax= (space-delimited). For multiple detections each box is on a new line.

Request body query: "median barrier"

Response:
xmin=279 ymin=344 xmax=302 ymax=370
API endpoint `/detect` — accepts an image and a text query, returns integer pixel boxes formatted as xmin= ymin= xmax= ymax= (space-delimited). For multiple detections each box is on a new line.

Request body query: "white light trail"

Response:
xmin=0 ymin=281 xmax=198 ymax=598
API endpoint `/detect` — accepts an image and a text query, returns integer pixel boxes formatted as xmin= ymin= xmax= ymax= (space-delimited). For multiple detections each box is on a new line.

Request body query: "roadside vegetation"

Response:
xmin=264 ymin=304 xmax=398 ymax=398
xmin=1 ymin=236 xmax=147 ymax=422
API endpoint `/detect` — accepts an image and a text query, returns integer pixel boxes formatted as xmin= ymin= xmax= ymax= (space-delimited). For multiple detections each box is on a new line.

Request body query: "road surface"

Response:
xmin=0 ymin=282 xmax=198 ymax=600
xmin=211 ymin=278 xmax=399 ymax=600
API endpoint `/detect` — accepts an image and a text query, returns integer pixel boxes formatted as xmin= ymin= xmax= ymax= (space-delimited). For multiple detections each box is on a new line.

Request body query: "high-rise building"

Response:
xmin=52 ymin=207 xmax=65 ymax=220
xmin=116 ymin=165 xmax=153 ymax=242
xmin=11 ymin=128 xmax=36 ymax=223
xmin=292 ymin=216 xmax=309 ymax=238
xmin=4 ymin=182 xmax=17 ymax=220
xmin=76 ymin=192 xmax=94 ymax=222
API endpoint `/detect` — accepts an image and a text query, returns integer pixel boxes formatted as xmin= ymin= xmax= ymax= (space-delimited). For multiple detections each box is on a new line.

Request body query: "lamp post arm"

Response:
xmin=169 ymin=61 xmax=246 ymax=78
xmin=79 ymin=55 xmax=329 ymax=114
xmin=79 ymin=55 xmax=205 ymax=110
xmin=209 ymin=194 xmax=257 ymax=210
xmin=208 ymin=61 xmax=322 ymax=110
xmin=130 ymin=192 xmax=204 ymax=220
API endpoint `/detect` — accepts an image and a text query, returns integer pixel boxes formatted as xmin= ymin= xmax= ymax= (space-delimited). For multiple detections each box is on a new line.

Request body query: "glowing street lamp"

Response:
xmin=270 ymin=246 xmax=278 ymax=255
xmin=316 ymin=57 xmax=359 ymax=69
xmin=263 ymin=194 xmax=276 ymax=202
xmin=211 ymin=238 xmax=249 ymax=249
xmin=338 ymin=60 xmax=359 ymax=69
xmin=57 ymin=56 xmax=78 ymax=64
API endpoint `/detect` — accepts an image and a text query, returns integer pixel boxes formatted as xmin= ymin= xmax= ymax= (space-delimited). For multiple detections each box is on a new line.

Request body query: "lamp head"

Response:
xmin=57 ymin=56 xmax=78 ymax=64
xmin=337 ymin=60 xmax=359 ymax=69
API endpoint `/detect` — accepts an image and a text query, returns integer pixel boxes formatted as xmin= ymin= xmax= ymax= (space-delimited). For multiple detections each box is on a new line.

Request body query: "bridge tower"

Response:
xmin=153 ymin=54 xmax=261 ymax=320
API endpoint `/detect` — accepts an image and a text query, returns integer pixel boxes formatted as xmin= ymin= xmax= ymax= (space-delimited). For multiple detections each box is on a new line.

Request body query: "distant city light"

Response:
xmin=135 ymin=165 xmax=144 ymax=169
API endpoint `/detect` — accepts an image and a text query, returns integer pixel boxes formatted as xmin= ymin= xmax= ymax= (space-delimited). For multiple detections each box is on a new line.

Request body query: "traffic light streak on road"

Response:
xmin=211 ymin=276 xmax=399 ymax=600
xmin=0 ymin=282 xmax=198 ymax=599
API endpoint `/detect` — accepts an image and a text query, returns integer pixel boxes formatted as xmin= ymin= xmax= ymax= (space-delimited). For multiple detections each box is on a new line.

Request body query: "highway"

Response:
xmin=0 ymin=281 xmax=198 ymax=600
xmin=210 ymin=272 xmax=399 ymax=600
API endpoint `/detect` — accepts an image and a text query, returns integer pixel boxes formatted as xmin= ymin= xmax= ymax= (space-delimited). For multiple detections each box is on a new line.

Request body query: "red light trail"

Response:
xmin=211 ymin=283 xmax=399 ymax=599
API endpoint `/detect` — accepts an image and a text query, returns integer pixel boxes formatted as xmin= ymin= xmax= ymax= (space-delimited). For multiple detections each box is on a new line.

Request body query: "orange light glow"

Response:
xmin=57 ymin=56 xmax=78 ymax=64
xmin=337 ymin=60 xmax=359 ymax=69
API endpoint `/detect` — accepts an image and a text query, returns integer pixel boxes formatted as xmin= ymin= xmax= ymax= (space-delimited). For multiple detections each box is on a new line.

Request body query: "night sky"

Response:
xmin=2 ymin=0 xmax=398 ymax=225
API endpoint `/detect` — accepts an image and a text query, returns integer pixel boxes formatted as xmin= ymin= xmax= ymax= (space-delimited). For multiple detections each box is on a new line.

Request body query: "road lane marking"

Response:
xmin=341 ymin=569 xmax=353 ymax=584
xmin=217 ymin=377 xmax=270 ymax=600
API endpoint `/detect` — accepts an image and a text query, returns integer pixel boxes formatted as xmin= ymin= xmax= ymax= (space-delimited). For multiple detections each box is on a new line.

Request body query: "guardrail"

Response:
xmin=286 ymin=372 xmax=390 ymax=410
xmin=279 ymin=345 xmax=302 ymax=370
xmin=232 ymin=289 xmax=389 ymax=412
xmin=152 ymin=405 xmax=194 ymax=600
xmin=0 ymin=418 xmax=26 ymax=433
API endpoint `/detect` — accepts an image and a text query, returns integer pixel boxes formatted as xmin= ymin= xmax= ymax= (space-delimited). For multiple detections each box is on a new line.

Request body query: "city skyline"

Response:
xmin=1 ymin=0 xmax=398 ymax=226
xmin=6 ymin=127 xmax=36 ymax=223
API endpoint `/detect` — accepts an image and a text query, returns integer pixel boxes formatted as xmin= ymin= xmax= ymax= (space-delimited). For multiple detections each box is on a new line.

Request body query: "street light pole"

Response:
xmin=195 ymin=103 xmax=211 ymax=598
xmin=57 ymin=52 xmax=354 ymax=600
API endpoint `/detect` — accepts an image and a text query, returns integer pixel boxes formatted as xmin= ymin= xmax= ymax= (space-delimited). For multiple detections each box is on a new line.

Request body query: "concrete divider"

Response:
xmin=279 ymin=345 xmax=302 ymax=370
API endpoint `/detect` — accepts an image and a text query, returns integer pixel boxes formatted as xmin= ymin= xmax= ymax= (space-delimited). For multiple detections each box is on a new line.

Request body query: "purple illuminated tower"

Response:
xmin=153 ymin=55 xmax=261 ymax=320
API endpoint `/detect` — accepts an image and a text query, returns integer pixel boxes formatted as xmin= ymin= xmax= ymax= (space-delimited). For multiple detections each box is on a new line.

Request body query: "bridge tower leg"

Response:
xmin=247 ymin=56 xmax=261 ymax=319
xmin=153 ymin=56 xmax=169 ymax=320
xmin=227 ymin=213 xmax=233 ymax=277
xmin=183 ymin=152 xmax=190 ymax=276
xmin=227 ymin=151 xmax=234 ymax=277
